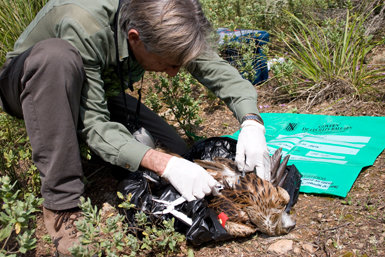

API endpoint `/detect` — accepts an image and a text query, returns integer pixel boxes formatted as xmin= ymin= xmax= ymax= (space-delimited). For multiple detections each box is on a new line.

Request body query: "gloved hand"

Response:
xmin=161 ymin=156 xmax=219 ymax=201
xmin=235 ymin=120 xmax=271 ymax=181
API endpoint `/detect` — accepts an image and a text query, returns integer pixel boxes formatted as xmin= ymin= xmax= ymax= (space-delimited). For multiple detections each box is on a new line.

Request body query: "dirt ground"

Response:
xmin=32 ymin=51 xmax=385 ymax=256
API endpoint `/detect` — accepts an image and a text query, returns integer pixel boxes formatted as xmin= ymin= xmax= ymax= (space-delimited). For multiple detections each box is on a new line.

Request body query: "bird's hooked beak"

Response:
xmin=212 ymin=183 xmax=224 ymax=196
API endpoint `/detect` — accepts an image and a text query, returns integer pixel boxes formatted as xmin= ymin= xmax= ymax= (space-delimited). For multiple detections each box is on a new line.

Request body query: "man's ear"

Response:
xmin=127 ymin=29 xmax=141 ymax=47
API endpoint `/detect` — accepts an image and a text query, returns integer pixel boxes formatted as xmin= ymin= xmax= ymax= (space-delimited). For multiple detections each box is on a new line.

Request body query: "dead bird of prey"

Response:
xmin=194 ymin=148 xmax=296 ymax=237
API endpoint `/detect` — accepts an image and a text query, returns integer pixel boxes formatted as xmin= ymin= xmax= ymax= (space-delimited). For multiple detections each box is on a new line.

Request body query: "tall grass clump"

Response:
xmin=0 ymin=0 xmax=48 ymax=63
xmin=271 ymin=10 xmax=385 ymax=107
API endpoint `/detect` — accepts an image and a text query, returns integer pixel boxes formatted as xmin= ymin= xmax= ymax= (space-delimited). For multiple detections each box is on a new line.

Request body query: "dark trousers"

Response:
xmin=0 ymin=38 xmax=187 ymax=210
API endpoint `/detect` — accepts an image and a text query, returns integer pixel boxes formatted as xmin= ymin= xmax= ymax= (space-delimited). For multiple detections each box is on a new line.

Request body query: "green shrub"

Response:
xmin=145 ymin=72 xmax=204 ymax=141
xmin=0 ymin=175 xmax=43 ymax=256
xmin=70 ymin=195 xmax=185 ymax=257
xmin=200 ymin=0 xmax=332 ymax=31
xmin=218 ymin=35 xmax=260 ymax=84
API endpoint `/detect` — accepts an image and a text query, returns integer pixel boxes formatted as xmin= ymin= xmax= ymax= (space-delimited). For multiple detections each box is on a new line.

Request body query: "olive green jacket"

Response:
xmin=7 ymin=0 xmax=260 ymax=171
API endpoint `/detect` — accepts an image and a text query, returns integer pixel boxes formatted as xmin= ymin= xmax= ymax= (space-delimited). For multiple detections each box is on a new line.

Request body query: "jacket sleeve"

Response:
xmin=79 ymin=65 xmax=150 ymax=171
xmin=186 ymin=52 xmax=260 ymax=123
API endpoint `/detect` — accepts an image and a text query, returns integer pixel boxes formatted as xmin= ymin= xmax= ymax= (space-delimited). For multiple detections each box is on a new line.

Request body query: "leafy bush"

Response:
xmin=70 ymin=195 xmax=185 ymax=257
xmin=218 ymin=35 xmax=260 ymax=84
xmin=200 ymin=0 xmax=333 ymax=31
xmin=145 ymin=72 xmax=204 ymax=141
xmin=0 ymin=175 xmax=43 ymax=256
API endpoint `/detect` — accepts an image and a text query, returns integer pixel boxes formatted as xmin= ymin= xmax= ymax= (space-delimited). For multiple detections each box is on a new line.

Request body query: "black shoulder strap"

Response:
xmin=112 ymin=0 xmax=142 ymax=131
xmin=113 ymin=0 xmax=133 ymax=92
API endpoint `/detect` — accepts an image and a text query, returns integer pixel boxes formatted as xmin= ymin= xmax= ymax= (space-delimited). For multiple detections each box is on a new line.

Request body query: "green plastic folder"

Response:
xmin=226 ymin=113 xmax=385 ymax=197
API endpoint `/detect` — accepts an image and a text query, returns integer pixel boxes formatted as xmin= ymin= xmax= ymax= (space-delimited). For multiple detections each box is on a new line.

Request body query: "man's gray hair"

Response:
xmin=120 ymin=0 xmax=213 ymax=66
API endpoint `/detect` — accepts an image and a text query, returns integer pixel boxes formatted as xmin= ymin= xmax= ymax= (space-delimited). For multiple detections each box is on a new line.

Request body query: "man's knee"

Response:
xmin=18 ymin=38 xmax=85 ymax=120
xmin=27 ymin=38 xmax=84 ymax=77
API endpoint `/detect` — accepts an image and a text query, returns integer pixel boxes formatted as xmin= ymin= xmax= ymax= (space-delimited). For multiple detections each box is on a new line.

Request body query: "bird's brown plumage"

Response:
xmin=194 ymin=149 xmax=296 ymax=237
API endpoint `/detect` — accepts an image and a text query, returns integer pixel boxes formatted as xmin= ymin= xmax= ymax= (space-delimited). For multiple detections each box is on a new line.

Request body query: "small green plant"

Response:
xmin=70 ymin=197 xmax=134 ymax=256
xmin=0 ymin=113 xmax=40 ymax=194
xmin=144 ymin=87 xmax=163 ymax=114
xmin=70 ymin=194 xmax=185 ymax=256
xmin=117 ymin=192 xmax=185 ymax=256
xmin=146 ymin=72 xmax=203 ymax=140
xmin=341 ymin=196 xmax=352 ymax=205
xmin=0 ymin=175 xmax=43 ymax=256
xmin=268 ymin=57 xmax=304 ymax=100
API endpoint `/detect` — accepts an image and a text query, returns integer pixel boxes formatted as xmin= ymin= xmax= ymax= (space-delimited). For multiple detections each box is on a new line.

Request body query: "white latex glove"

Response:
xmin=235 ymin=120 xmax=271 ymax=181
xmin=161 ymin=156 xmax=219 ymax=201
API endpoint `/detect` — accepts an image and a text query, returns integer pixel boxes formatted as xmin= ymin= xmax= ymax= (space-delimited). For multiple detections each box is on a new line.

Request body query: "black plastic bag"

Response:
xmin=282 ymin=164 xmax=302 ymax=212
xmin=183 ymin=137 xmax=237 ymax=162
xmin=118 ymin=137 xmax=301 ymax=246
xmin=117 ymin=169 xmax=231 ymax=246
